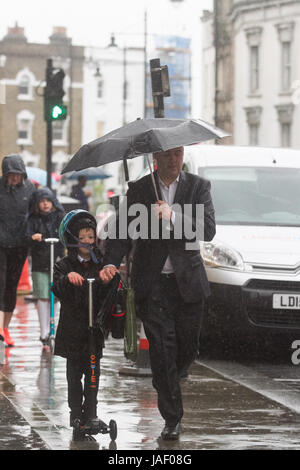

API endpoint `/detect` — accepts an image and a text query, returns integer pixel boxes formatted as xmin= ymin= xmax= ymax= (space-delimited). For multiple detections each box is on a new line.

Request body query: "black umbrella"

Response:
xmin=65 ymin=167 xmax=111 ymax=181
xmin=62 ymin=117 xmax=230 ymax=197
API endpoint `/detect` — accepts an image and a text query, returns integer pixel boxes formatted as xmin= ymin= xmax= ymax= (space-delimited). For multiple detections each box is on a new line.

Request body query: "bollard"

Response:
xmin=119 ymin=323 xmax=152 ymax=377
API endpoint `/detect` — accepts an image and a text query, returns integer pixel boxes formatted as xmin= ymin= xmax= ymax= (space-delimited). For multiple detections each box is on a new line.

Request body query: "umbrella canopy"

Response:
xmin=65 ymin=167 xmax=111 ymax=181
xmin=26 ymin=166 xmax=57 ymax=186
xmin=61 ymin=118 xmax=230 ymax=175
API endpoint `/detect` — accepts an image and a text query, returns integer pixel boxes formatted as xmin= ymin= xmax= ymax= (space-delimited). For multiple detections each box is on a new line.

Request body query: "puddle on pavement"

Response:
xmin=2 ymin=298 xmax=300 ymax=450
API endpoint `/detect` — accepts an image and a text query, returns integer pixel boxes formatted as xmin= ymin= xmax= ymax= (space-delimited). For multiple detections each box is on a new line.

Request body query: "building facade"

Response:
xmin=202 ymin=0 xmax=300 ymax=149
xmin=145 ymin=35 xmax=192 ymax=119
xmin=201 ymin=0 xmax=234 ymax=144
xmin=232 ymin=0 xmax=300 ymax=148
xmin=0 ymin=24 xmax=84 ymax=173
xmin=82 ymin=40 xmax=145 ymax=196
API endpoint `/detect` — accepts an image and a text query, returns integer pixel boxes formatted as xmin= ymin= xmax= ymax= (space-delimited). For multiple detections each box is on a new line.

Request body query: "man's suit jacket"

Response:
xmin=103 ymin=170 xmax=216 ymax=303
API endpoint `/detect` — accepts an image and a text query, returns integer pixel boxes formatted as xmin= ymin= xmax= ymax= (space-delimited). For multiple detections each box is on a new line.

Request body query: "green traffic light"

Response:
xmin=51 ymin=104 xmax=67 ymax=120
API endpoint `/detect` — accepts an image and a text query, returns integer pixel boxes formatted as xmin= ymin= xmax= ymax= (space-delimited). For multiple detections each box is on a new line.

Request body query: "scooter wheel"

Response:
xmin=109 ymin=419 xmax=117 ymax=441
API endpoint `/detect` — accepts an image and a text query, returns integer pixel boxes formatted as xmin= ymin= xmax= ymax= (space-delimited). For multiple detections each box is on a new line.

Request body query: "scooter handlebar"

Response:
xmin=45 ymin=238 xmax=60 ymax=244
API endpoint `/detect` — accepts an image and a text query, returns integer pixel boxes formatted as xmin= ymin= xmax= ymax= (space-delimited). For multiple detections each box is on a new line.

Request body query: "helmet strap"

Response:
xmin=65 ymin=227 xmax=99 ymax=263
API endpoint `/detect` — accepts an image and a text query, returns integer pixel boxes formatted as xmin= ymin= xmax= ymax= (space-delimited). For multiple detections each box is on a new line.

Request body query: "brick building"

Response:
xmin=0 ymin=24 xmax=84 ymax=172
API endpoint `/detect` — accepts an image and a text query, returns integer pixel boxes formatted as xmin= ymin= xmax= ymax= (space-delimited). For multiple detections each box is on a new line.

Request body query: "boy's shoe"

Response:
xmin=72 ymin=418 xmax=86 ymax=441
xmin=40 ymin=336 xmax=49 ymax=347
xmin=3 ymin=328 xmax=14 ymax=347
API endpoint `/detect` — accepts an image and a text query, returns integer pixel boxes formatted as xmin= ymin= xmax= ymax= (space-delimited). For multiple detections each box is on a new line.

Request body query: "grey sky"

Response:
xmin=0 ymin=0 xmax=213 ymax=47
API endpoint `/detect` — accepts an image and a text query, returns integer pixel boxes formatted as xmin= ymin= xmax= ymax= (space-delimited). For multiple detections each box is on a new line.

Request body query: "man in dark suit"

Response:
xmin=100 ymin=146 xmax=215 ymax=440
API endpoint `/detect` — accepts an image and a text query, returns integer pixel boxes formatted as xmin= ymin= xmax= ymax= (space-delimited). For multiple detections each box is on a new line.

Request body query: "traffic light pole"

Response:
xmin=44 ymin=58 xmax=67 ymax=190
xmin=46 ymin=119 xmax=52 ymax=190
xmin=46 ymin=59 xmax=53 ymax=190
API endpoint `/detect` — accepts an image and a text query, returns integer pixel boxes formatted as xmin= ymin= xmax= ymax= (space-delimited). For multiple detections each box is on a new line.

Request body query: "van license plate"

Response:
xmin=273 ymin=294 xmax=300 ymax=309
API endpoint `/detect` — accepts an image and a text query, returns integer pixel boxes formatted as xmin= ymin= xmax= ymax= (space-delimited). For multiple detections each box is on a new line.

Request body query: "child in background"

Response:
xmin=52 ymin=210 xmax=114 ymax=436
xmin=26 ymin=188 xmax=65 ymax=347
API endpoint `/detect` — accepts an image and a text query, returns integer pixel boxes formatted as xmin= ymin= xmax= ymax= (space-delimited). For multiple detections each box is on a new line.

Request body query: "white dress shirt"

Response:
xmin=157 ymin=174 xmax=179 ymax=274
xmin=104 ymin=174 xmax=180 ymax=274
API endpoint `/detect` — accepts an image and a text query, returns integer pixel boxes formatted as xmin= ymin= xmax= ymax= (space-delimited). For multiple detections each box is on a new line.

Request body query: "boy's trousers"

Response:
xmin=66 ymin=353 xmax=101 ymax=422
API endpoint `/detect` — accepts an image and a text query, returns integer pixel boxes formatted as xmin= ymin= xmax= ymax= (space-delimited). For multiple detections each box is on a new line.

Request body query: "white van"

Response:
xmin=184 ymin=145 xmax=300 ymax=353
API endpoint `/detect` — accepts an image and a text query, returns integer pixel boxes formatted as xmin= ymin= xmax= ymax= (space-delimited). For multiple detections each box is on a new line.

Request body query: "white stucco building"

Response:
xmin=232 ymin=0 xmax=300 ymax=148
xmin=82 ymin=41 xmax=145 ymax=197
xmin=202 ymin=0 xmax=300 ymax=149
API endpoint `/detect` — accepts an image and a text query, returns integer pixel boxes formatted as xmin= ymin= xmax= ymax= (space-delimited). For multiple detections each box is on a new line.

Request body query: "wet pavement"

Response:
xmin=1 ymin=295 xmax=300 ymax=451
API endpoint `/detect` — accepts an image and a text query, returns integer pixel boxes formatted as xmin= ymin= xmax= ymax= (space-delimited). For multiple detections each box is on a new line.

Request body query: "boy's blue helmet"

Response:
xmin=59 ymin=209 xmax=97 ymax=247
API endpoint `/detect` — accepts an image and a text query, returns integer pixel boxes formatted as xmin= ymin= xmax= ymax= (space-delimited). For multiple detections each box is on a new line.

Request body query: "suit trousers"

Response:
xmin=139 ymin=275 xmax=204 ymax=426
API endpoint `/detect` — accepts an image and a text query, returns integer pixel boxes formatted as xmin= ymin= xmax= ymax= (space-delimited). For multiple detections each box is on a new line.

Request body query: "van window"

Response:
xmin=202 ymin=166 xmax=300 ymax=226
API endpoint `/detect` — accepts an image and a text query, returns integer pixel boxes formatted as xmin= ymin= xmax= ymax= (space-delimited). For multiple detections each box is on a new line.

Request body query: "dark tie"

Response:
xmin=82 ymin=261 xmax=89 ymax=269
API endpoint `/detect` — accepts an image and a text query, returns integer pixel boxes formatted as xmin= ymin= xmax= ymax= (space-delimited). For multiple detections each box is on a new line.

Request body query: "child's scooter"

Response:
xmin=72 ymin=278 xmax=117 ymax=442
xmin=45 ymin=238 xmax=59 ymax=353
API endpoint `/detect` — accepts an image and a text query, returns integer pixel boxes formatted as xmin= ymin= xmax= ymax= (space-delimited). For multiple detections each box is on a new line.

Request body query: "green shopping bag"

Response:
xmin=124 ymin=286 xmax=137 ymax=362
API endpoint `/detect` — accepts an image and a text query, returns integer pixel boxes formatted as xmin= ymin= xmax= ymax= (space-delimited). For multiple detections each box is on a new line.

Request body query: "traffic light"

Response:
xmin=44 ymin=60 xmax=67 ymax=122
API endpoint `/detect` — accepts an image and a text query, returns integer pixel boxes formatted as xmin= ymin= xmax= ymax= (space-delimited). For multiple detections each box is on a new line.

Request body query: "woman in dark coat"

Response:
xmin=0 ymin=154 xmax=36 ymax=346
xmin=26 ymin=187 xmax=65 ymax=346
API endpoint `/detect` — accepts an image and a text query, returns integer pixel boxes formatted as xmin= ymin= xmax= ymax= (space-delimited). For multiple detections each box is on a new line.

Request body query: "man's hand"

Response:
xmin=99 ymin=266 xmax=119 ymax=284
xmin=68 ymin=272 xmax=85 ymax=286
xmin=154 ymin=200 xmax=172 ymax=221
xmin=32 ymin=233 xmax=42 ymax=242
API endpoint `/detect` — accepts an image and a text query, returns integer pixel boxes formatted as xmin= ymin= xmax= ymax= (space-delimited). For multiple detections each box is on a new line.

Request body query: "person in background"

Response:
xmin=0 ymin=154 xmax=36 ymax=346
xmin=26 ymin=187 xmax=65 ymax=347
xmin=70 ymin=176 xmax=90 ymax=211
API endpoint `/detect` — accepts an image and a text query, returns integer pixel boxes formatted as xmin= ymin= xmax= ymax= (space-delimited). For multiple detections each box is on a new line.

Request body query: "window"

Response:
xmin=244 ymin=106 xmax=262 ymax=147
xmin=18 ymin=119 xmax=30 ymax=140
xmin=17 ymin=110 xmax=34 ymax=145
xmin=281 ymin=41 xmax=291 ymax=91
xmin=52 ymin=119 xmax=68 ymax=145
xmin=275 ymin=104 xmax=294 ymax=147
xmin=97 ymin=78 xmax=103 ymax=99
xmin=250 ymin=46 xmax=259 ymax=93
xmin=276 ymin=22 xmax=294 ymax=92
xmin=281 ymin=123 xmax=291 ymax=147
xmin=16 ymin=68 xmax=35 ymax=100
xmin=245 ymin=27 xmax=262 ymax=94
xmin=249 ymin=123 xmax=259 ymax=146
xmin=202 ymin=166 xmax=300 ymax=226
xmin=0 ymin=82 xmax=5 ymax=104
xmin=52 ymin=121 xmax=64 ymax=141
xmin=18 ymin=75 xmax=30 ymax=96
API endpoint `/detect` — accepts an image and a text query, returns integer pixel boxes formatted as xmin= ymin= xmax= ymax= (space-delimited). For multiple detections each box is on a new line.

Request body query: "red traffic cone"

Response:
xmin=17 ymin=258 xmax=32 ymax=294
xmin=119 ymin=323 xmax=152 ymax=377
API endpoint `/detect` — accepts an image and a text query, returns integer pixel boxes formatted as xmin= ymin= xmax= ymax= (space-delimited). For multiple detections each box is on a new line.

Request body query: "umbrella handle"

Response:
xmin=146 ymin=154 xmax=159 ymax=201
xmin=123 ymin=158 xmax=129 ymax=182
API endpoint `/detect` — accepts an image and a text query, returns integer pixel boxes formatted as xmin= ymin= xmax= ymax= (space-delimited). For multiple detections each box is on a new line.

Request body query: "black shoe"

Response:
xmin=40 ymin=336 xmax=49 ymax=347
xmin=70 ymin=410 xmax=83 ymax=427
xmin=161 ymin=422 xmax=181 ymax=441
